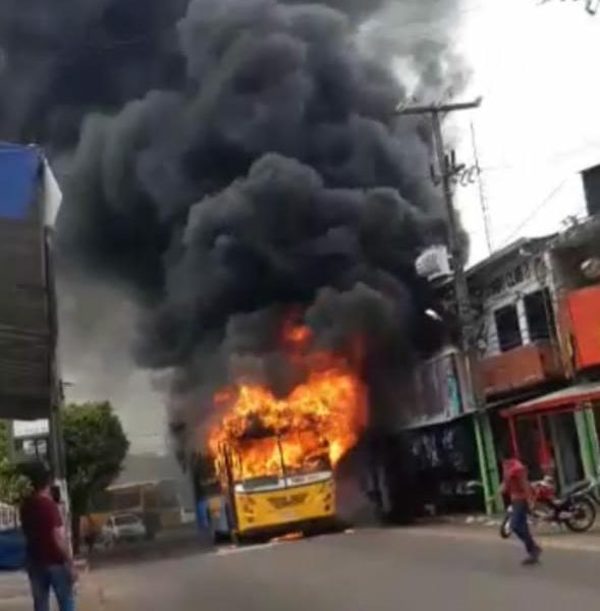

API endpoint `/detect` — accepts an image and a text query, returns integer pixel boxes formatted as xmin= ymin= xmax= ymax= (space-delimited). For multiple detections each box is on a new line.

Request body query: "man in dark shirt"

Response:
xmin=20 ymin=464 xmax=76 ymax=611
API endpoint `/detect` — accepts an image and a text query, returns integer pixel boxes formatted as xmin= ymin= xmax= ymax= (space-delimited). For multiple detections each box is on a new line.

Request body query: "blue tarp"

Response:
xmin=0 ymin=144 xmax=41 ymax=221
xmin=0 ymin=530 xmax=25 ymax=571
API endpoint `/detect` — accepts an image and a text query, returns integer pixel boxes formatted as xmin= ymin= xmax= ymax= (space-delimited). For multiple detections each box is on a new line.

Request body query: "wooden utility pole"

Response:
xmin=396 ymin=97 xmax=482 ymax=354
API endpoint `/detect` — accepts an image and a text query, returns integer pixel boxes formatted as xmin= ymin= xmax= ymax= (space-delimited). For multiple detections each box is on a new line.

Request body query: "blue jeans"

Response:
xmin=510 ymin=500 xmax=538 ymax=556
xmin=27 ymin=564 xmax=75 ymax=611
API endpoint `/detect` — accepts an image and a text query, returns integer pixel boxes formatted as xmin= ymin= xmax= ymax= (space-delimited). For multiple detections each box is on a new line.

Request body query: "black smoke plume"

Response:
xmin=2 ymin=0 xmax=467 ymax=451
xmin=0 ymin=0 xmax=463 ymax=150
xmin=0 ymin=0 xmax=187 ymax=149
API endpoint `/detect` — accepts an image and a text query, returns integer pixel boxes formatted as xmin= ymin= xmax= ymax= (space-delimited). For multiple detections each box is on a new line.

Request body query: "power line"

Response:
xmin=479 ymin=140 xmax=600 ymax=174
xmin=499 ymin=177 xmax=570 ymax=247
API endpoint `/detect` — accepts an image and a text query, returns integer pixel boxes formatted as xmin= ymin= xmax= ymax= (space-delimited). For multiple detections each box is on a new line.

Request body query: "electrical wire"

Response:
xmin=498 ymin=177 xmax=570 ymax=248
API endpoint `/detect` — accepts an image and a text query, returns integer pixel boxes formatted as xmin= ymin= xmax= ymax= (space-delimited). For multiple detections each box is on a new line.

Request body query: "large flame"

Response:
xmin=208 ymin=321 xmax=367 ymax=481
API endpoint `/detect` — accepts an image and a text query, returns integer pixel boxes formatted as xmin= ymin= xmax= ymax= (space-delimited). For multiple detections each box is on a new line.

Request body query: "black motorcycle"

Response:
xmin=500 ymin=478 xmax=597 ymax=538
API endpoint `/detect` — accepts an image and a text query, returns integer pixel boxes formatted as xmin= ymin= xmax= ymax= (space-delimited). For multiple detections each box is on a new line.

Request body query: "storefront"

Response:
xmin=501 ymin=382 xmax=600 ymax=491
xmin=405 ymin=415 xmax=484 ymax=514
xmin=395 ymin=347 xmax=499 ymax=515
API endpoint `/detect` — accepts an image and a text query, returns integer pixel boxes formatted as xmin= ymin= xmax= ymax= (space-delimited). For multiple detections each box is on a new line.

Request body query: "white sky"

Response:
xmin=451 ymin=0 xmax=600 ymax=263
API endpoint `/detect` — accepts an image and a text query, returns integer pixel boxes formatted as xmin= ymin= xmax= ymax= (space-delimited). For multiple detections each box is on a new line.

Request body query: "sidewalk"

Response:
xmin=414 ymin=513 xmax=600 ymax=553
xmin=0 ymin=564 xmax=106 ymax=610
xmin=437 ymin=511 xmax=600 ymax=534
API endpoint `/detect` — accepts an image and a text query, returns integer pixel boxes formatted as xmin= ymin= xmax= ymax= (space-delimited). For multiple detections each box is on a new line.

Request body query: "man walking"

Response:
xmin=20 ymin=463 xmax=76 ymax=611
xmin=501 ymin=455 xmax=542 ymax=565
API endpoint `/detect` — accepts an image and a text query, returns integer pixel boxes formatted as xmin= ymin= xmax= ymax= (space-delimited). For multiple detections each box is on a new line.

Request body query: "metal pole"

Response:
xmin=470 ymin=121 xmax=493 ymax=255
xmin=508 ymin=418 xmax=519 ymax=458
xmin=472 ymin=414 xmax=492 ymax=514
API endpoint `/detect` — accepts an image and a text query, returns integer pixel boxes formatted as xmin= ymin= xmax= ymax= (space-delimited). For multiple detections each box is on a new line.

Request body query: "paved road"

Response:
xmin=89 ymin=527 xmax=600 ymax=610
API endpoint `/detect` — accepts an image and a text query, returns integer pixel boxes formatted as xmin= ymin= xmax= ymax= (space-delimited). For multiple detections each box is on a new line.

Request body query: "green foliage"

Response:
xmin=0 ymin=421 xmax=30 ymax=504
xmin=63 ymin=402 xmax=129 ymax=516
xmin=0 ymin=460 xmax=31 ymax=505
xmin=0 ymin=421 xmax=8 ymax=461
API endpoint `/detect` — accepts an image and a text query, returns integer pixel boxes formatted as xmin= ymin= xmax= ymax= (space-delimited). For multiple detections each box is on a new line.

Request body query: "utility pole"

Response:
xmin=396 ymin=97 xmax=481 ymax=354
xmin=396 ymin=97 xmax=502 ymax=515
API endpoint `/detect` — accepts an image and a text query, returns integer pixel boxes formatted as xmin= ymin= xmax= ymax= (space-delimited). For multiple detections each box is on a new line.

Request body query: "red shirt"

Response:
xmin=20 ymin=493 xmax=66 ymax=567
xmin=502 ymin=458 xmax=529 ymax=502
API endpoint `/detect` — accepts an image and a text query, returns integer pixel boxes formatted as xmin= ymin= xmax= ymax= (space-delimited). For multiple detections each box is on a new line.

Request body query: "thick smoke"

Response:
xmin=0 ymin=0 xmax=463 ymax=149
xmin=0 ymin=0 xmax=187 ymax=149
xmin=0 ymin=0 xmax=469 ymax=456
xmin=55 ymin=0 xmax=453 ymax=445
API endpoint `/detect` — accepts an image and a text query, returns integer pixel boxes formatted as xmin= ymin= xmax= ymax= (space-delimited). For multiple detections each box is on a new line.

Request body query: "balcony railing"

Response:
xmin=477 ymin=341 xmax=565 ymax=398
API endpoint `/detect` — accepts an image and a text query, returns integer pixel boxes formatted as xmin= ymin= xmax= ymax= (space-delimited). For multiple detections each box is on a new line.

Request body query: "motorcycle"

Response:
xmin=500 ymin=476 xmax=597 ymax=538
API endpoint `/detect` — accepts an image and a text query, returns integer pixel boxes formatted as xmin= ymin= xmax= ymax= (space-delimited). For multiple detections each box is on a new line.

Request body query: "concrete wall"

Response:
xmin=472 ymin=252 xmax=553 ymax=358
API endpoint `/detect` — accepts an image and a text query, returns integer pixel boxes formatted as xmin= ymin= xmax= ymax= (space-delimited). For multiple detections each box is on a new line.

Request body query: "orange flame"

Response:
xmin=208 ymin=322 xmax=367 ymax=481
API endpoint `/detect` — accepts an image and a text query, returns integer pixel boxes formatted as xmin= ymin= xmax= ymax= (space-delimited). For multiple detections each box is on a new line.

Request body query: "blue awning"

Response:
xmin=0 ymin=144 xmax=41 ymax=221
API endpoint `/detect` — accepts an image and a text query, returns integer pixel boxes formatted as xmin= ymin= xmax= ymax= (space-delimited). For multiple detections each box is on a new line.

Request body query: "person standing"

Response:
xmin=501 ymin=456 xmax=542 ymax=565
xmin=20 ymin=463 xmax=77 ymax=611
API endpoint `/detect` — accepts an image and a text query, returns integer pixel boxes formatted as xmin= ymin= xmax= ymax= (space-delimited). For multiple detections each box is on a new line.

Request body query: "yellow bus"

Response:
xmin=208 ymin=430 xmax=336 ymax=542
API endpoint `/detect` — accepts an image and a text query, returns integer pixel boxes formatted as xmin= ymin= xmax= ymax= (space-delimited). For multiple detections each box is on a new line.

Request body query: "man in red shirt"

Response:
xmin=501 ymin=456 xmax=542 ymax=565
xmin=20 ymin=464 xmax=76 ymax=611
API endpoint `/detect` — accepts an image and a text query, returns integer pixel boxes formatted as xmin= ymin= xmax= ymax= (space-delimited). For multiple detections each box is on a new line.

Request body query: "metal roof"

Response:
xmin=551 ymin=214 xmax=600 ymax=250
xmin=500 ymin=381 xmax=600 ymax=418
xmin=466 ymin=235 xmax=555 ymax=279
xmin=0 ymin=144 xmax=60 ymax=420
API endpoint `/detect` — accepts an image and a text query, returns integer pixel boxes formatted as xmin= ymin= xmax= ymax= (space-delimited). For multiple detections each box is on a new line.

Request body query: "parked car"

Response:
xmin=0 ymin=529 xmax=25 ymax=570
xmin=101 ymin=513 xmax=147 ymax=545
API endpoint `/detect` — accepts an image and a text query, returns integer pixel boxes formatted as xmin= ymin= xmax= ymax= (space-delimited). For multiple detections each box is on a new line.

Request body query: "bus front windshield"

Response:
xmin=235 ymin=436 xmax=284 ymax=484
xmin=233 ymin=431 xmax=331 ymax=484
xmin=279 ymin=431 xmax=331 ymax=476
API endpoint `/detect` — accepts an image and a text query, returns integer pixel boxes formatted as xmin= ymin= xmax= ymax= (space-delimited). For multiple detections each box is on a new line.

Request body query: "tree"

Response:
xmin=0 ymin=421 xmax=9 ymax=460
xmin=63 ymin=402 xmax=129 ymax=552
xmin=0 ymin=421 xmax=30 ymax=505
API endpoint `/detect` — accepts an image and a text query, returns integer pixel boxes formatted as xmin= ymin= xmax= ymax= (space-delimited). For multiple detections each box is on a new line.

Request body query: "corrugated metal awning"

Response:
xmin=500 ymin=382 xmax=600 ymax=418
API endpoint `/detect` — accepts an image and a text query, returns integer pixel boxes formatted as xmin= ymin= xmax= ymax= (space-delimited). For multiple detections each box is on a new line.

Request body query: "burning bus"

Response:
xmin=196 ymin=319 xmax=368 ymax=542
xmin=211 ymin=430 xmax=335 ymax=541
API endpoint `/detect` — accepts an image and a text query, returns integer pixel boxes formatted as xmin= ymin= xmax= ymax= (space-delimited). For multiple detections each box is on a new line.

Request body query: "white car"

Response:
xmin=102 ymin=513 xmax=146 ymax=545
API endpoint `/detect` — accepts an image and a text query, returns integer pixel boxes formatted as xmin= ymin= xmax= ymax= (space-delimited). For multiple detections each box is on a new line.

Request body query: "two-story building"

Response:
xmin=467 ymin=164 xmax=600 ymax=505
xmin=497 ymin=215 xmax=600 ymax=489
xmin=399 ymin=162 xmax=600 ymax=516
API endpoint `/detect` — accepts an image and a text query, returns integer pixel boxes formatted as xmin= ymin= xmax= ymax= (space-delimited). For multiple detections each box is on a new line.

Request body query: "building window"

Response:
xmin=494 ymin=304 xmax=522 ymax=352
xmin=524 ymin=289 xmax=555 ymax=341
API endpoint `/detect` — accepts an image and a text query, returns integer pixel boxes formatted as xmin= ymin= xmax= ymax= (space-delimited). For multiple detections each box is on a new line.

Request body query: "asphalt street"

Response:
xmin=81 ymin=526 xmax=600 ymax=610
